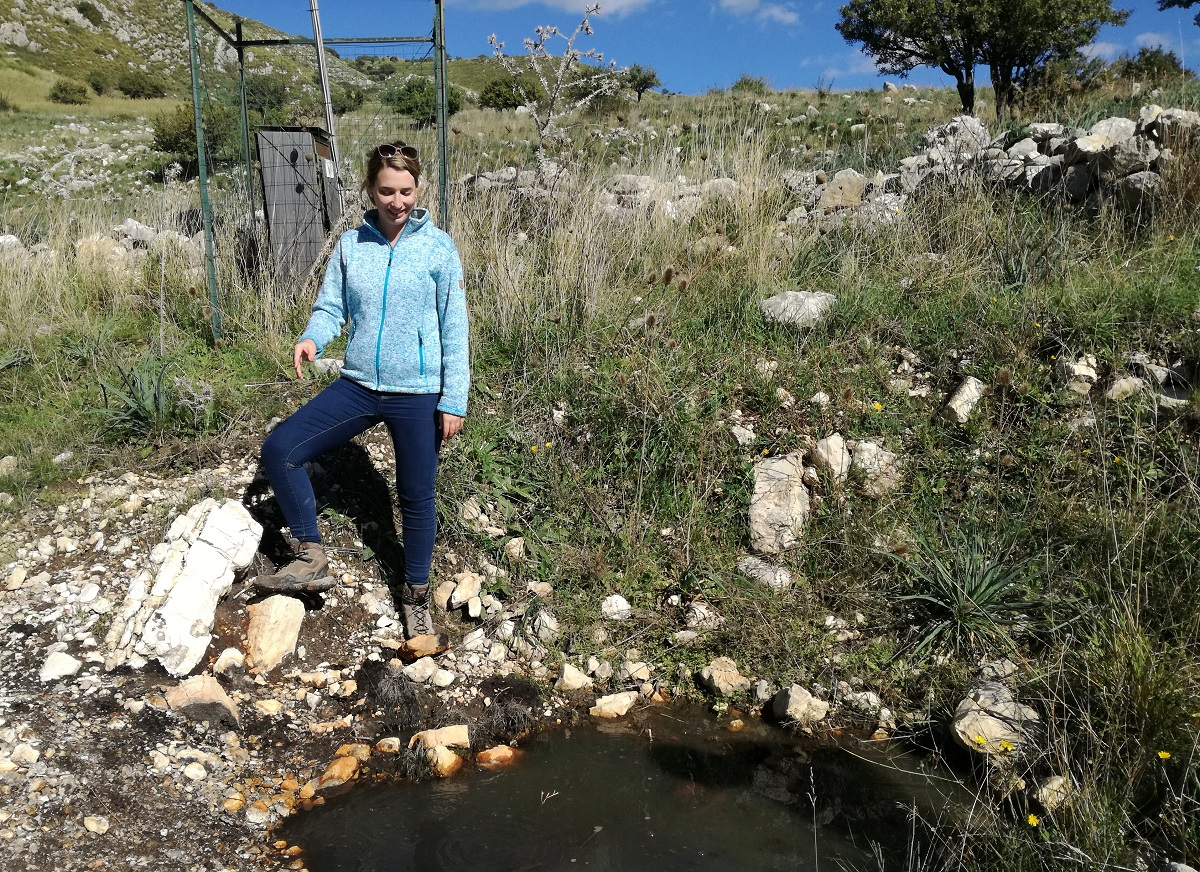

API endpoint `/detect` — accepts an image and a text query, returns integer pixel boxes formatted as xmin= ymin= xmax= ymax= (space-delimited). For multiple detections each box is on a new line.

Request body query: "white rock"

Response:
xmin=699 ymin=656 xmax=751 ymax=696
xmin=760 ymin=291 xmax=837 ymax=329
xmin=40 ymin=651 xmax=83 ymax=682
xmin=600 ymin=594 xmax=632 ymax=621
xmin=555 ymin=663 xmax=593 ymax=691
xmin=182 ymin=762 xmax=207 ymax=781
xmin=403 ymin=657 xmax=439 ymax=683
xmin=730 ymin=424 xmax=756 ymax=446
xmin=850 ymin=441 xmax=902 ymax=498
xmin=246 ymin=596 xmax=304 ymax=674
xmin=1106 ymin=376 xmax=1146 ymax=402
xmin=942 ymin=376 xmax=987 ymax=424
xmin=449 ymin=571 xmax=483 ymax=608
xmin=951 ymin=681 xmax=1039 ymax=754
xmin=1034 ymin=775 xmax=1072 ymax=812
xmin=736 ymin=556 xmax=792 ymax=591
xmin=810 ymin=433 xmax=851 ymax=483
xmin=589 ymin=691 xmax=639 ymax=718
xmin=83 ymin=815 xmax=110 ymax=834
xmin=772 ymin=684 xmax=829 ymax=725
xmin=749 ymin=451 xmax=810 ymax=554
xmin=504 ymin=537 xmax=526 ymax=561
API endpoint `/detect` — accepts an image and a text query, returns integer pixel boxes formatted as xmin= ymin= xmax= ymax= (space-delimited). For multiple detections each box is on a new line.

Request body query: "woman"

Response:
xmin=258 ymin=141 xmax=469 ymax=640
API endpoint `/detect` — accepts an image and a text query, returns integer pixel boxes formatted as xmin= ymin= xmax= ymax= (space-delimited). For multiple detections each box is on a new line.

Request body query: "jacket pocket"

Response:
xmin=417 ymin=329 xmax=425 ymax=376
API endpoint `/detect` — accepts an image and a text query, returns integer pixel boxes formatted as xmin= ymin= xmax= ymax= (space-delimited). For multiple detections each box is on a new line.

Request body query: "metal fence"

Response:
xmin=180 ymin=0 xmax=451 ymax=338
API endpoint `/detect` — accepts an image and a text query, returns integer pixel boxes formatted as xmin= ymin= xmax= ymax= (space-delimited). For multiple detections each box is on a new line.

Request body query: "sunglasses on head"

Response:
xmin=376 ymin=141 xmax=419 ymax=160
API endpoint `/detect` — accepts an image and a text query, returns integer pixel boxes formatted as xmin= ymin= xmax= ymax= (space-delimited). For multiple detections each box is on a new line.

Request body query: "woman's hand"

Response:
xmin=439 ymin=412 xmax=464 ymax=441
xmin=293 ymin=339 xmax=318 ymax=379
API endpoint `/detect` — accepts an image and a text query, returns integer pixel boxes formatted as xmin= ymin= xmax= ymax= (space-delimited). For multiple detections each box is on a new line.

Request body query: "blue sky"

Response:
xmin=213 ymin=0 xmax=1200 ymax=94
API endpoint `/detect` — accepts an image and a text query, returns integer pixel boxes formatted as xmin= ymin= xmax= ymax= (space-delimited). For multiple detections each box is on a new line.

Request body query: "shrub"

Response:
xmin=49 ymin=79 xmax=90 ymax=105
xmin=86 ymin=69 xmax=110 ymax=95
xmin=330 ymin=85 xmax=365 ymax=116
xmin=479 ymin=75 xmax=546 ymax=111
xmin=381 ymin=77 xmax=463 ymax=126
xmin=151 ymin=103 xmax=237 ymax=159
xmin=731 ymin=74 xmax=770 ymax=96
xmin=0 ymin=93 xmax=15 ymax=113
xmin=116 ymin=69 xmax=167 ymax=99
xmin=75 ymin=1 xmax=103 ymax=27
xmin=1112 ymin=46 xmax=1195 ymax=86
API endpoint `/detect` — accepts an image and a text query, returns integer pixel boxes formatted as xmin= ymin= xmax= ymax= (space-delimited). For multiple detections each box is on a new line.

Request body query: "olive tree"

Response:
xmin=837 ymin=0 xmax=1129 ymax=117
xmin=624 ymin=64 xmax=661 ymax=101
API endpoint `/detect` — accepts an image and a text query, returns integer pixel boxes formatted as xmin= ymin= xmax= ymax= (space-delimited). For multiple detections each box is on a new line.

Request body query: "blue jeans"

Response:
xmin=260 ymin=377 xmax=441 ymax=587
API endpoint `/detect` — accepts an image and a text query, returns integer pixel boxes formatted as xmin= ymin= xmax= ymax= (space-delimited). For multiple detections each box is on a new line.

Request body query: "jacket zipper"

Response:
xmin=374 ymin=247 xmax=395 ymax=389
xmin=417 ymin=330 xmax=425 ymax=375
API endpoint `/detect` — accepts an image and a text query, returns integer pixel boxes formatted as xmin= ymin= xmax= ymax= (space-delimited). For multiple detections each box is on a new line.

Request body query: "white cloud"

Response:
xmin=1082 ymin=41 xmax=1121 ymax=60
xmin=1135 ymin=31 xmax=1172 ymax=49
xmin=761 ymin=5 xmax=799 ymax=24
xmin=717 ymin=0 xmax=799 ymax=25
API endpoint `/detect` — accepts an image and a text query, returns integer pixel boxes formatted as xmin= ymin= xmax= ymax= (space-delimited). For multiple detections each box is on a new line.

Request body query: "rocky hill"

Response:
xmin=0 ymin=0 xmax=366 ymax=95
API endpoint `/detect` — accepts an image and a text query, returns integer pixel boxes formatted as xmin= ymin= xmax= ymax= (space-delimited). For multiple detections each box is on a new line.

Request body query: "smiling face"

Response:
xmin=369 ymin=165 xmax=418 ymax=240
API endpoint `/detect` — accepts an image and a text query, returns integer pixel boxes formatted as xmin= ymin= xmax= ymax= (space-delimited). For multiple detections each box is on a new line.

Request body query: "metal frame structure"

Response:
xmin=181 ymin=0 xmax=451 ymax=339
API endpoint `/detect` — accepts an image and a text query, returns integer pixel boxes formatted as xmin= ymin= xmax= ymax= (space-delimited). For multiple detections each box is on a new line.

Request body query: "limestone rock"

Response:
xmin=409 ymin=724 xmax=470 ymax=750
xmin=685 ymin=601 xmax=724 ymax=630
xmin=83 ymin=815 xmax=110 ymax=835
xmin=39 ymin=651 xmax=82 ymax=682
xmin=850 ymin=441 xmax=902 ymax=498
xmin=1034 ymin=775 xmax=1072 ymax=812
xmin=600 ymin=594 xmax=632 ymax=621
xmin=1106 ymin=376 xmax=1146 ymax=401
xmin=449 ymin=571 xmax=483 ymax=608
xmin=699 ymin=656 xmax=751 ymax=697
xmin=819 ymin=169 xmax=868 ymax=209
xmin=134 ymin=499 xmax=262 ymax=676
xmin=590 ymin=691 xmax=640 ymax=718
xmin=736 ymin=556 xmax=792 ymax=591
xmin=555 ymin=662 xmax=593 ymax=692
xmin=165 ymin=675 xmax=239 ymax=728
xmin=388 ymin=633 xmax=450 ymax=662
xmin=749 ymin=451 xmax=810 ymax=554
xmin=246 ymin=595 xmax=304 ymax=674
xmin=951 ymin=681 xmax=1039 ymax=755
xmin=942 ymin=376 xmax=987 ymax=424
xmin=426 ymin=745 xmax=464 ymax=777
xmin=772 ymin=684 xmax=829 ymax=725
xmin=810 ymin=433 xmax=851 ymax=483
xmin=760 ymin=291 xmax=836 ymax=329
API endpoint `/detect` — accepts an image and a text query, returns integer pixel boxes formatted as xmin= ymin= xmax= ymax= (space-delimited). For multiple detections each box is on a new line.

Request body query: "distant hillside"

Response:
xmin=0 ymin=0 xmax=367 ymax=96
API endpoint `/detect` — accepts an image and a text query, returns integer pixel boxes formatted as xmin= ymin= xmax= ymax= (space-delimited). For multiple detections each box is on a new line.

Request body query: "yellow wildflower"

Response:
xmin=530 ymin=445 xmax=538 ymax=452
xmin=544 ymin=441 xmax=552 ymax=448
xmin=873 ymin=402 xmax=883 ymax=411
xmin=999 ymin=740 xmax=1015 ymax=752
xmin=1158 ymin=750 xmax=1171 ymax=760
xmin=973 ymin=734 xmax=987 ymax=746
xmin=1027 ymin=813 xmax=1040 ymax=827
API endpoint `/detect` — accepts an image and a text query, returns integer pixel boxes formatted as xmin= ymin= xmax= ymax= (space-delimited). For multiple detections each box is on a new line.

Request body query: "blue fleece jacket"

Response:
xmin=300 ymin=208 xmax=470 ymax=417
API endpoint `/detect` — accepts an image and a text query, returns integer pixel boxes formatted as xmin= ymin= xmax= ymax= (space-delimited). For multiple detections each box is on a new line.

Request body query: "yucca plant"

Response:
xmin=883 ymin=527 xmax=1042 ymax=658
xmin=100 ymin=354 xmax=215 ymax=442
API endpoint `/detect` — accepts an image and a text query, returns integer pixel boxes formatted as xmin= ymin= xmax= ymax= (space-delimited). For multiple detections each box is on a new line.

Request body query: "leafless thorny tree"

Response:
xmin=488 ymin=4 xmax=621 ymax=148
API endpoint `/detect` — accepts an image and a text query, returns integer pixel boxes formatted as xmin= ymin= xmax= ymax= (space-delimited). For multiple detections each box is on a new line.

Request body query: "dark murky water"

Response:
xmin=281 ymin=707 xmax=969 ymax=872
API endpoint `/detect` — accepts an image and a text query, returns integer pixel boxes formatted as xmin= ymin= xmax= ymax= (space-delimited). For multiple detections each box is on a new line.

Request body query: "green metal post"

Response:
xmin=185 ymin=0 xmax=222 ymax=341
xmin=432 ymin=0 xmax=450 ymax=231
xmin=235 ymin=19 xmax=258 ymax=238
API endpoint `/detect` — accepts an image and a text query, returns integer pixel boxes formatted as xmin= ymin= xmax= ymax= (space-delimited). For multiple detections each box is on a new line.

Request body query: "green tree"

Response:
xmin=1112 ymin=45 xmax=1194 ymax=84
xmin=837 ymin=0 xmax=1128 ymax=117
xmin=624 ymin=64 xmax=661 ymax=101
xmin=731 ymin=74 xmax=770 ymax=95
xmin=1158 ymin=0 xmax=1199 ymax=27
xmin=382 ymin=77 xmax=463 ymax=126
xmin=479 ymin=75 xmax=544 ymax=110
xmin=151 ymin=103 xmax=238 ymax=161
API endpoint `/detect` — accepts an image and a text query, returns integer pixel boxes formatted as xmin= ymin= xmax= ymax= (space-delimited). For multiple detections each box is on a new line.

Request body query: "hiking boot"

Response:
xmin=401 ymin=583 xmax=439 ymax=638
xmin=253 ymin=542 xmax=334 ymax=593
